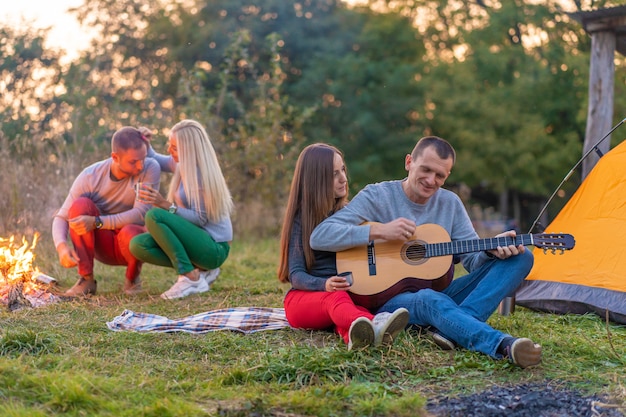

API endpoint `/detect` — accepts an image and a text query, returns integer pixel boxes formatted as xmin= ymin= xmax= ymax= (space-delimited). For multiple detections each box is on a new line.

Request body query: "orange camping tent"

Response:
xmin=516 ymin=139 xmax=626 ymax=324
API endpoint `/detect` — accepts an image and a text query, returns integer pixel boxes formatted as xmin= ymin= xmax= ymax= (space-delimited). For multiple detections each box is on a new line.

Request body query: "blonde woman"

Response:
xmin=130 ymin=120 xmax=233 ymax=299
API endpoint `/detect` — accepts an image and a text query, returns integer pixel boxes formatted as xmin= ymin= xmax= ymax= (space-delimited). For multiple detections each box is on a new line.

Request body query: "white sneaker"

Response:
xmin=347 ymin=317 xmax=375 ymax=351
xmin=160 ymin=275 xmax=209 ymax=300
xmin=199 ymin=268 xmax=220 ymax=286
xmin=372 ymin=308 xmax=409 ymax=347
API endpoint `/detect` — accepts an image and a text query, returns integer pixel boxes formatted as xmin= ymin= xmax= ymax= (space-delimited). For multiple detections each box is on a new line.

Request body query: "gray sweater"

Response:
xmin=52 ymin=157 xmax=161 ymax=248
xmin=310 ymin=179 xmax=491 ymax=273
xmin=287 ymin=213 xmax=337 ymax=292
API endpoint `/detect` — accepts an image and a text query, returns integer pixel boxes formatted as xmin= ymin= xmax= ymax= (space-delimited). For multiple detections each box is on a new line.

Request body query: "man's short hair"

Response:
xmin=111 ymin=127 xmax=148 ymax=153
xmin=412 ymin=136 xmax=456 ymax=164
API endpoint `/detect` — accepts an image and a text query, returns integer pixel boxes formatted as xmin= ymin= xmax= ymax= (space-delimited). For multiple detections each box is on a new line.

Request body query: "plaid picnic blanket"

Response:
xmin=106 ymin=307 xmax=291 ymax=334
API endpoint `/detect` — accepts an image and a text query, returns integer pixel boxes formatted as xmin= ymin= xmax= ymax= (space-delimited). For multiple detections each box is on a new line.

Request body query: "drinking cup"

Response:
xmin=338 ymin=271 xmax=353 ymax=286
xmin=134 ymin=182 xmax=155 ymax=202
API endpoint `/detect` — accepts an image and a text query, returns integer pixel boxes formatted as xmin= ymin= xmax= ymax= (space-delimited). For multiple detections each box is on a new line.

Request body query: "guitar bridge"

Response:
xmin=367 ymin=241 xmax=376 ymax=275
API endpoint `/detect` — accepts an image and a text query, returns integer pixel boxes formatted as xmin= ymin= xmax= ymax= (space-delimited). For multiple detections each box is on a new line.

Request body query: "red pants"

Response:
xmin=284 ymin=289 xmax=373 ymax=344
xmin=69 ymin=197 xmax=145 ymax=281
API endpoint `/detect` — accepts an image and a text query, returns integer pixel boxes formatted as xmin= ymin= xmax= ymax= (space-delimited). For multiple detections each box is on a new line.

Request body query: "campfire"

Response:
xmin=0 ymin=233 xmax=60 ymax=311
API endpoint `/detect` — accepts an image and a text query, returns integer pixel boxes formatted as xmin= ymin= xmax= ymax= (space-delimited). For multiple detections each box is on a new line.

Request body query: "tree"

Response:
xmin=0 ymin=25 xmax=64 ymax=159
xmin=289 ymin=8 xmax=429 ymax=189
xmin=70 ymin=0 xmax=434 ymax=190
xmin=62 ymin=0 xmax=614 ymax=232
xmin=395 ymin=0 xmax=591 ymax=228
xmin=69 ymin=0 xmax=319 ymax=235
xmin=175 ymin=31 xmax=312 ymax=235
xmin=0 ymin=25 xmax=72 ymax=234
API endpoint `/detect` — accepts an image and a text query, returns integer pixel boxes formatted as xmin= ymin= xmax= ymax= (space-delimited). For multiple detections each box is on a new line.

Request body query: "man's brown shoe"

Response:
xmin=124 ymin=277 xmax=143 ymax=295
xmin=65 ymin=277 xmax=97 ymax=297
xmin=505 ymin=337 xmax=542 ymax=368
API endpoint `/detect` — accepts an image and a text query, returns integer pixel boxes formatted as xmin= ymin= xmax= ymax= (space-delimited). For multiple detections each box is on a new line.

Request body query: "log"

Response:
xmin=7 ymin=278 xmax=32 ymax=312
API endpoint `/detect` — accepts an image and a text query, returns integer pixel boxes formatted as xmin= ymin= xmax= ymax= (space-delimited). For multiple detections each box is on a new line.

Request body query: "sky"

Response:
xmin=0 ymin=0 xmax=91 ymax=59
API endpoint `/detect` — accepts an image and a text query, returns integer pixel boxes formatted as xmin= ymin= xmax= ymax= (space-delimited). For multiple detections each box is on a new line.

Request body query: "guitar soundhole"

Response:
xmin=401 ymin=240 xmax=427 ymax=265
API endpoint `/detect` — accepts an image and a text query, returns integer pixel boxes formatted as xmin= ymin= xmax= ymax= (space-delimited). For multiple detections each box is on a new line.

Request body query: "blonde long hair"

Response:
xmin=167 ymin=119 xmax=233 ymax=222
xmin=278 ymin=143 xmax=348 ymax=283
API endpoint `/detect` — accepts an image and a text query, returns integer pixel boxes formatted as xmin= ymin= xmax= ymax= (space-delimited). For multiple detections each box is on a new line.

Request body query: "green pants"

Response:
xmin=130 ymin=208 xmax=229 ymax=275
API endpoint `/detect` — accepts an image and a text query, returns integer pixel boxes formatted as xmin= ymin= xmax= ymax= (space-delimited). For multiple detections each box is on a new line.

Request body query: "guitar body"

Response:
xmin=336 ymin=223 xmax=454 ymax=309
xmin=335 ymin=222 xmax=575 ymax=310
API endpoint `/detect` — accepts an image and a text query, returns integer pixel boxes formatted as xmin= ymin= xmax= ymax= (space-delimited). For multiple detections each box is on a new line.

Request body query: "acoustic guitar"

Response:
xmin=336 ymin=222 xmax=575 ymax=309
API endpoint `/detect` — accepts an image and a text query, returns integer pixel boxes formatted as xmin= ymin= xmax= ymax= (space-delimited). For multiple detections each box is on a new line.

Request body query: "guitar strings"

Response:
xmin=405 ymin=244 xmax=426 ymax=260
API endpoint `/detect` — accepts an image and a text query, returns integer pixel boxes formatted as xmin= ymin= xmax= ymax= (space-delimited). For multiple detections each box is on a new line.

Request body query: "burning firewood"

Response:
xmin=1 ymin=233 xmax=60 ymax=311
xmin=7 ymin=277 xmax=31 ymax=311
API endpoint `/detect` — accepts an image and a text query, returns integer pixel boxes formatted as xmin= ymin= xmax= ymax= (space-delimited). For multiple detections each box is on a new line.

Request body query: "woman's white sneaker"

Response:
xmin=348 ymin=317 xmax=375 ymax=350
xmin=199 ymin=268 xmax=220 ymax=286
xmin=372 ymin=308 xmax=410 ymax=347
xmin=161 ymin=275 xmax=209 ymax=300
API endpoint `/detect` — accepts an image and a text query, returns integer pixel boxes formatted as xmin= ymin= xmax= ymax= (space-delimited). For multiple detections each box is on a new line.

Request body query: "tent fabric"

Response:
xmin=515 ymin=280 xmax=626 ymax=324
xmin=516 ymin=139 xmax=626 ymax=324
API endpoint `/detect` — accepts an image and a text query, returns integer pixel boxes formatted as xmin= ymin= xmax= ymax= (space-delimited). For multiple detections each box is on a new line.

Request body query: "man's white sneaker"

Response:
xmin=372 ymin=308 xmax=410 ymax=347
xmin=160 ymin=275 xmax=209 ymax=300
xmin=199 ymin=268 xmax=220 ymax=286
xmin=347 ymin=317 xmax=375 ymax=350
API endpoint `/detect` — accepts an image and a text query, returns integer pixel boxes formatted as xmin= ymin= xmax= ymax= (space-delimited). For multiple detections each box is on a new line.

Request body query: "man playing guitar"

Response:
xmin=310 ymin=136 xmax=542 ymax=368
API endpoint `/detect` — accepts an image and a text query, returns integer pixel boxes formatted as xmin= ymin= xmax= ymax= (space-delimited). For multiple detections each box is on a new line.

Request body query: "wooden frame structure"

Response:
xmin=569 ymin=5 xmax=626 ymax=178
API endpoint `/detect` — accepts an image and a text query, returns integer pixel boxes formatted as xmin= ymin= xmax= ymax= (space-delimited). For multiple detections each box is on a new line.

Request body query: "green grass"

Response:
xmin=1 ymin=238 xmax=625 ymax=416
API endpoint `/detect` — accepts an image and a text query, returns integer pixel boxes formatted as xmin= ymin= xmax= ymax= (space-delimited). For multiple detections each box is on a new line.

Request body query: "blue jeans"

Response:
xmin=378 ymin=250 xmax=534 ymax=358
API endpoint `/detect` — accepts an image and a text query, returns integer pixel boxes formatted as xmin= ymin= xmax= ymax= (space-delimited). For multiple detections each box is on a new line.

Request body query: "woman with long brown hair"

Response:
xmin=278 ymin=143 xmax=408 ymax=349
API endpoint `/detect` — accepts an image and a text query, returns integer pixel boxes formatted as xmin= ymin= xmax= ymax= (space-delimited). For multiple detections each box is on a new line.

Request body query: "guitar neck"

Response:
xmin=426 ymin=234 xmax=534 ymax=258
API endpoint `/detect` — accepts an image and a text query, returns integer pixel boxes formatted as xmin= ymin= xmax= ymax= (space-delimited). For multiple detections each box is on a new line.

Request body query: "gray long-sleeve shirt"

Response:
xmin=309 ymin=179 xmax=491 ymax=273
xmin=52 ymin=158 xmax=161 ymax=248
xmin=287 ymin=213 xmax=337 ymax=291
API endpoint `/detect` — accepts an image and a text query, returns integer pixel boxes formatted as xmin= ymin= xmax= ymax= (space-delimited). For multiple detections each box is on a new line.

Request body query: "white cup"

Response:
xmin=134 ymin=182 xmax=155 ymax=202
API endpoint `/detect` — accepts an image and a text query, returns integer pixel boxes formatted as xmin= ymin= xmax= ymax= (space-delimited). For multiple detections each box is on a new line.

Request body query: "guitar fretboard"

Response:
xmin=425 ymin=235 xmax=535 ymax=258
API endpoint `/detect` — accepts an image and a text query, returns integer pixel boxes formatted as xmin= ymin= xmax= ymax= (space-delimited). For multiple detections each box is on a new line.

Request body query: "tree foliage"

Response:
xmin=415 ymin=1 xmax=587 ymax=195
xmin=0 ymin=26 xmax=65 ymax=160
xmin=2 ymin=0 xmax=626 ymax=234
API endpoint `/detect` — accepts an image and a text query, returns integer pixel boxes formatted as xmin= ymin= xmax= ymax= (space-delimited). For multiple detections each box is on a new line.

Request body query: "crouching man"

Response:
xmin=52 ymin=127 xmax=160 ymax=296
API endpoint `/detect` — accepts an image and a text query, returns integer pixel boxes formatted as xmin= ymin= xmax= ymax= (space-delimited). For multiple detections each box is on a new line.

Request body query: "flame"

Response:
xmin=0 ymin=233 xmax=42 ymax=293
xmin=0 ymin=233 xmax=59 ymax=309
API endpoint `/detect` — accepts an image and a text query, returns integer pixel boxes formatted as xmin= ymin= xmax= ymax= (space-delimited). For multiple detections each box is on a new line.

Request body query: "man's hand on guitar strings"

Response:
xmin=369 ymin=218 xmax=416 ymax=241
xmin=487 ymin=230 xmax=526 ymax=259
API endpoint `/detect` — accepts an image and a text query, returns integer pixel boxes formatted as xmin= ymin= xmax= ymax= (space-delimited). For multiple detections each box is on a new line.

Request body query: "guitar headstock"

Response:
xmin=533 ymin=233 xmax=575 ymax=254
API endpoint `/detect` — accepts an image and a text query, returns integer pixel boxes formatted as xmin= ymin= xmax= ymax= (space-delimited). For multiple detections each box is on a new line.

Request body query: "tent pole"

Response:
xmin=528 ymin=117 xmax=626 ymax=234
